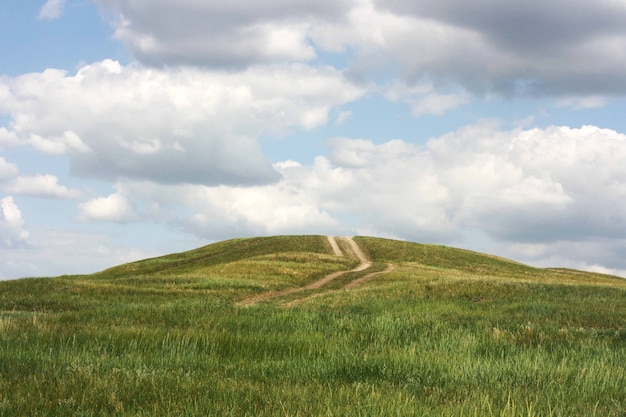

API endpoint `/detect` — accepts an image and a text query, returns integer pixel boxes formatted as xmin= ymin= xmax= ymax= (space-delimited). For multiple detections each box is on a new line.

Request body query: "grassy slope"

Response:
xmin=0 ymin=236 xmax=624 ymax=416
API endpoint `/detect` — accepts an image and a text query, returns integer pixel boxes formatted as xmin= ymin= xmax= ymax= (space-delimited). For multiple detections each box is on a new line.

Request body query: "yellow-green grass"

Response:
xmin=0 ymin=235 xmax=624 ymax=416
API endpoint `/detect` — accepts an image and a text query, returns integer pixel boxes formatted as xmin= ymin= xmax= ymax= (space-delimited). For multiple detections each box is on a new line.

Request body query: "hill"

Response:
xmin=0 ymin=235 xmax=624 ymax=416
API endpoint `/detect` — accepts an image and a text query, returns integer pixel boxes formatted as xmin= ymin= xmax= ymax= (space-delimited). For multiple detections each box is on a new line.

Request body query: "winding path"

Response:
xmin=237 ymin=236 xmax=392 ymax=307
xmin=327 ymin=235 xmax=343 ymax=257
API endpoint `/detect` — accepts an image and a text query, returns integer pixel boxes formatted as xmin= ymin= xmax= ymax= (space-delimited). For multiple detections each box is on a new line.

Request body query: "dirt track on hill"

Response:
xmin=237 ymin=236 xmax=393 ymax=307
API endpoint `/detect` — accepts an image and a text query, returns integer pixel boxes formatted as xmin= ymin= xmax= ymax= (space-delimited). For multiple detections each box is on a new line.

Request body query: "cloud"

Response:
xmin=92 ymin=0 xmax=626 ymax=99
xmin=334 ymin=110 xmax=353 ymax=125
xmin=78 ymin=193 xmax=138 ymax=223
xmin=365 ymin=0 xmax=626 ymax=97
xmin=180 ymin=123 xmax=626 ymax=268
xmin=321 ymin=124 xmax=626 ymax=270
xmin=38 ymin=0 xmax=66 ymax=20
xmin=0 ymin=158 xmax=18 ymax=180
xmin=384 ymin=82 xmax=469 ymax=115
xmin=0 ymin=227 xmax=166 ymax=279
xmin=133 ymin=124 xmax=626 ymax=245
xmin=0 ymin=197 xmax=29 ymax=248
xmin=66 ymin=122 xmax=626 ymax=274
xmin=27 ymin=131 xmax=92 ymax=155
xmin=555 ymin=96 xmax=609 ymax=110
xmin=0 ymin=60 xmax=363 ymax=186
xmin=0 ymin=128 xmax=19 ymax=149
xmin=95 ymin=174 xmax=342 ymax=238
xmin=0 ymin=157 xmax=82 ymax=200
xmin=95 ymin=0 xmax=353 ymax=67
xmin=180 ymin=184 xmax=342 ymax=238
xmin=498 ymin=239 xmax=626 ymax=278
xmin=4 ymin=175 xmax=82 ymax=199
xmin=377 ymin=0 xmax=626 ymax=57
xmin=425 ymin=123 xmax=626 ymax=242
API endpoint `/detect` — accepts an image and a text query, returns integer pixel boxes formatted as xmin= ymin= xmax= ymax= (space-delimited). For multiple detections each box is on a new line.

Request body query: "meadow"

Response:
xmin=0 ymin=235 xmax=624 ymax=416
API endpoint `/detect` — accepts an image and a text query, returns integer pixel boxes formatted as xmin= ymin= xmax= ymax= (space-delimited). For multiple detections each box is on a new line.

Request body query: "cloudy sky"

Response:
xmin=2 ymin=0 xmax=626 ymax=279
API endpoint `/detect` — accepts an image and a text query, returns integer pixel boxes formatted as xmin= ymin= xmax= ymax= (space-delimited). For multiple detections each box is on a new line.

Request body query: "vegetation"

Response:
xmin=0 ymin=235 xmax=624 ymax=416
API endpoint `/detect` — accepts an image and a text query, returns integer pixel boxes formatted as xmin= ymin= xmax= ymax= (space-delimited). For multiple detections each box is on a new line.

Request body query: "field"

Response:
xmin=0 ymin=235 xmax=624 ymax=416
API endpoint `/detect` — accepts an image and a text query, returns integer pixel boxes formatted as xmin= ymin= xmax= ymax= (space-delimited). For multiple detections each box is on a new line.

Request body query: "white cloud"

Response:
xmin=38 ymin=0 xmax=66 ymax=20
xmin=0 ymin=197 xmax=29 ymax=248
xmin=0 ymin=157 xmax=18 ymax=180
xmin=132 ymin=123 xmax=626 ymax=272
xmin=95 ymin=0 xmax=353 ymax=67
xmin=86 ymin=0 xmax=626 ymax=102
xmin=183 ymin=186 xmax=341 ymax=238
xmin=86 ymin=0 xmax=626 ymax=107
xmin=273 ymin=160 xmax=302 ymax=170
xmin=384 ymin=82 xmax=470 ymax=115
xmin=78 ymin=193 xmax=138 ymax=223
xmin=334 ymin=110 xmax=353 ymax=125
xmin=13 ymin=121 xmax=620 ymax=277
xmin=0 ymin=158 xmax=81 ymax=200
xmin=0 ymin=128 xmax=19 ymax=149
xmin=111 ymin=175 xmax=342 ymax=239
xmin=327 ymin=137 xmax=377 ymax=168
xmin=4 ymin=175 xmax=82 ymax=199
xmin=1 ymin=60 xmax=363 ymax=186
xmin=321 ymin=125 xmax=626 ymax=271
xmin=27 ymin=131 xmax=92 ymax=155
xmin=498 ymin=239 xmax=626 ymax=278
xmin=408 ymin=92 xmax=470 ymax=116
xmin=556 ymin=96 xmax=609 ymax=109
xmin=0 ymin=227 xmax=169 ymax=279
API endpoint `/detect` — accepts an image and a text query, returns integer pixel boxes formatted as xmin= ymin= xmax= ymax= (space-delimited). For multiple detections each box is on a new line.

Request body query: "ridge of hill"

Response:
xmin=80 ymin=234 xmax=625 ymax=309
xmin=93 ymin=234 xmax=622 ymax=286
xmin=93 ymin=235 xmax=332 ymax=278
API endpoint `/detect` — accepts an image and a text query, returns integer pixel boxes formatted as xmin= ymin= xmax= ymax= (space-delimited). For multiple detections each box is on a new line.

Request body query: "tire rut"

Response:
xmin=236 ymin=236 xmax=391 ymax=307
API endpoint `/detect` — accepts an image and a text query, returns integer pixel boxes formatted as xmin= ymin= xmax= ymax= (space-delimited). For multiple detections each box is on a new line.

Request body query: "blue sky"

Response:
xmin=2 ymin=0 xmax=626 ymax=279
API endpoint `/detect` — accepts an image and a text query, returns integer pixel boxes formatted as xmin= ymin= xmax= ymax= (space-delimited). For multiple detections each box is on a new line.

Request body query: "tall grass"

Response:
xmin=0 ymin=236 xmax=624 ymax=416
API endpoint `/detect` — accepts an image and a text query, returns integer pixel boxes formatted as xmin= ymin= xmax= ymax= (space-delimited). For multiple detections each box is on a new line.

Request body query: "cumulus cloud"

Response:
xmin=0 ymin=197 xmax=29 ymax=248
xmin=377 ymin=0 xmax=626 ymax=56
xmin=334 ymin=110 xmax=353 ymax=125
xmin=180 ymin=184 xmax=341 ymax=238
xmin=0 ymin=128 xmax=19 ymax=149
xmin=0 ymin=158 xmax=18 ymax=180
xmin=95 ymin=0 xmax=353 ymax=67
xmin=365 ymin=0 xmax=626 ymax=97
xmin=0 ymin=158 xmax=81 ymax=200
xmin=106 ymin=123 xmax=626 ymax=272
xmin=101 ymin=173 xmax=342 ymax=239
xmin=555 ymin=96 xmax=609 ymax=110
xmin=497 ymin=239 xmax=626 ymax=278
xmin=65 ymin=122 xmax=626 ymax=274
xmin=0 ymin=227 xmax=166 ymax=279
xmin=0 ymin=60 xmax=363 ymax=186
xmin=90 ymin=0 xmax=626 ymax=101
xmin=27 ymin=131 xmax=91 ymax=155
xmin=78 ymin=193 xmax=138 ymax=223
xmin=4 ymin=175 xmax=82 ymax=199
xmin=384 ymin=81 xmax=470 ymax=116
xmin=322 ymin=124 xmax=626 ymax=272
xmin=38 ymin=0 xmax=66 ymax=20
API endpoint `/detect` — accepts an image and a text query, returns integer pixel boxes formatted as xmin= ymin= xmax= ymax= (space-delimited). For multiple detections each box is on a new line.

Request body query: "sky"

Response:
xmin=2 ymin=0 xmax=626 ymax=279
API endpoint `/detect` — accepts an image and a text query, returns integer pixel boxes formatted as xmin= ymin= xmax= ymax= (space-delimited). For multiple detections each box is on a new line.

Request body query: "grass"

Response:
xmin=0 ymin=235 xmax=624 ymax=416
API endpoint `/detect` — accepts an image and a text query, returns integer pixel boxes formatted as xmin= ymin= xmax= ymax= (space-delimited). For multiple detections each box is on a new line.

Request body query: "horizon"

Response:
xmin=2 ymin=0 xmax=626 ymax=279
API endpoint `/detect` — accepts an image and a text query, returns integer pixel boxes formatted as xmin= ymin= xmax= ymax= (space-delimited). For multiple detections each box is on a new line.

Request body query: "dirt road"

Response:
xmin=237 ymin=236 xmax=391 ymax=306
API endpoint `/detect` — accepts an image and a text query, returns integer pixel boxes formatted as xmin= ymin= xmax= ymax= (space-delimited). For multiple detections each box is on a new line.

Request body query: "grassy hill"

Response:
xmin=0 ymin=235 xmax=624 ymax=416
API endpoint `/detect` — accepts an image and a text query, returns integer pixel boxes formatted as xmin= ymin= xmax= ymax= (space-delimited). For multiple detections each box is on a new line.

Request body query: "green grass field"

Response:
xmin=0 ymin=235 xmax=624 ymax=416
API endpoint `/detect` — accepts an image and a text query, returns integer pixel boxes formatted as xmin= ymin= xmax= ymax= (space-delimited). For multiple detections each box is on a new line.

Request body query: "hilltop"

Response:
xmin=0 ymin=235 xmax=624 ymax=416
xmin=88 ymin=235 xmax=623 ymax=303
xmin=94 ymin=234 xmax=621 ymax=283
